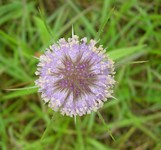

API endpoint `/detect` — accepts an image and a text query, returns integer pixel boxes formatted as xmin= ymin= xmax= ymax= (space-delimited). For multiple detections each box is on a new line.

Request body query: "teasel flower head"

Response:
xmin=35 ymin=35 xmax=115 ymax=117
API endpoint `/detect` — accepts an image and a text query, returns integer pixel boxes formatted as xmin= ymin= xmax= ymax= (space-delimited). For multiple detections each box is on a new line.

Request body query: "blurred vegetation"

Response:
xmin=0 ymin=0 xmax=161 ymax=149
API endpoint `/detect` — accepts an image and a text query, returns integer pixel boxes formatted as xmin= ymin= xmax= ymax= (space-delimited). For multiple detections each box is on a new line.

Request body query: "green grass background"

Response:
xmin=0 ymin=0 xmax=161 ymax=149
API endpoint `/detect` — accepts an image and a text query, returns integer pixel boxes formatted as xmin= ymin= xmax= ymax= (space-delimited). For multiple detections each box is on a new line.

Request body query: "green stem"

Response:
xmin=97 ymin=111 xmax=116 ymax=141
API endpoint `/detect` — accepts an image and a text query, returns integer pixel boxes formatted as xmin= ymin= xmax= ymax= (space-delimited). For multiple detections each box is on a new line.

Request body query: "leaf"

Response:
xmin=108 ymin=45 xmax=146 ymax=60
xmin=87 ymin=138 xmax=112 ymax=150
xmin=34 ymin=16 xmax=52 ymax=45
xmin=2 ymin=87 xmax=38 ymax=101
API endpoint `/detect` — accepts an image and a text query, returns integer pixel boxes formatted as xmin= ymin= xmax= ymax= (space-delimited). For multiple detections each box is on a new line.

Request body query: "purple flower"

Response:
xmin=35 ymin=35 xmax=115 ymax=117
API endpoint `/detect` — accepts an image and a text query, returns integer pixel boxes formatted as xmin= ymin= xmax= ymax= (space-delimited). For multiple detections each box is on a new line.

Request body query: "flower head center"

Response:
xmin=55 ymin=55 xmax=97 ymax=99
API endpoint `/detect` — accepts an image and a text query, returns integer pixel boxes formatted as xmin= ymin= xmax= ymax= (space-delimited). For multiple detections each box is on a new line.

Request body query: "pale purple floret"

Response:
xmin=35 ymin=35 xmax=115 ymax=117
